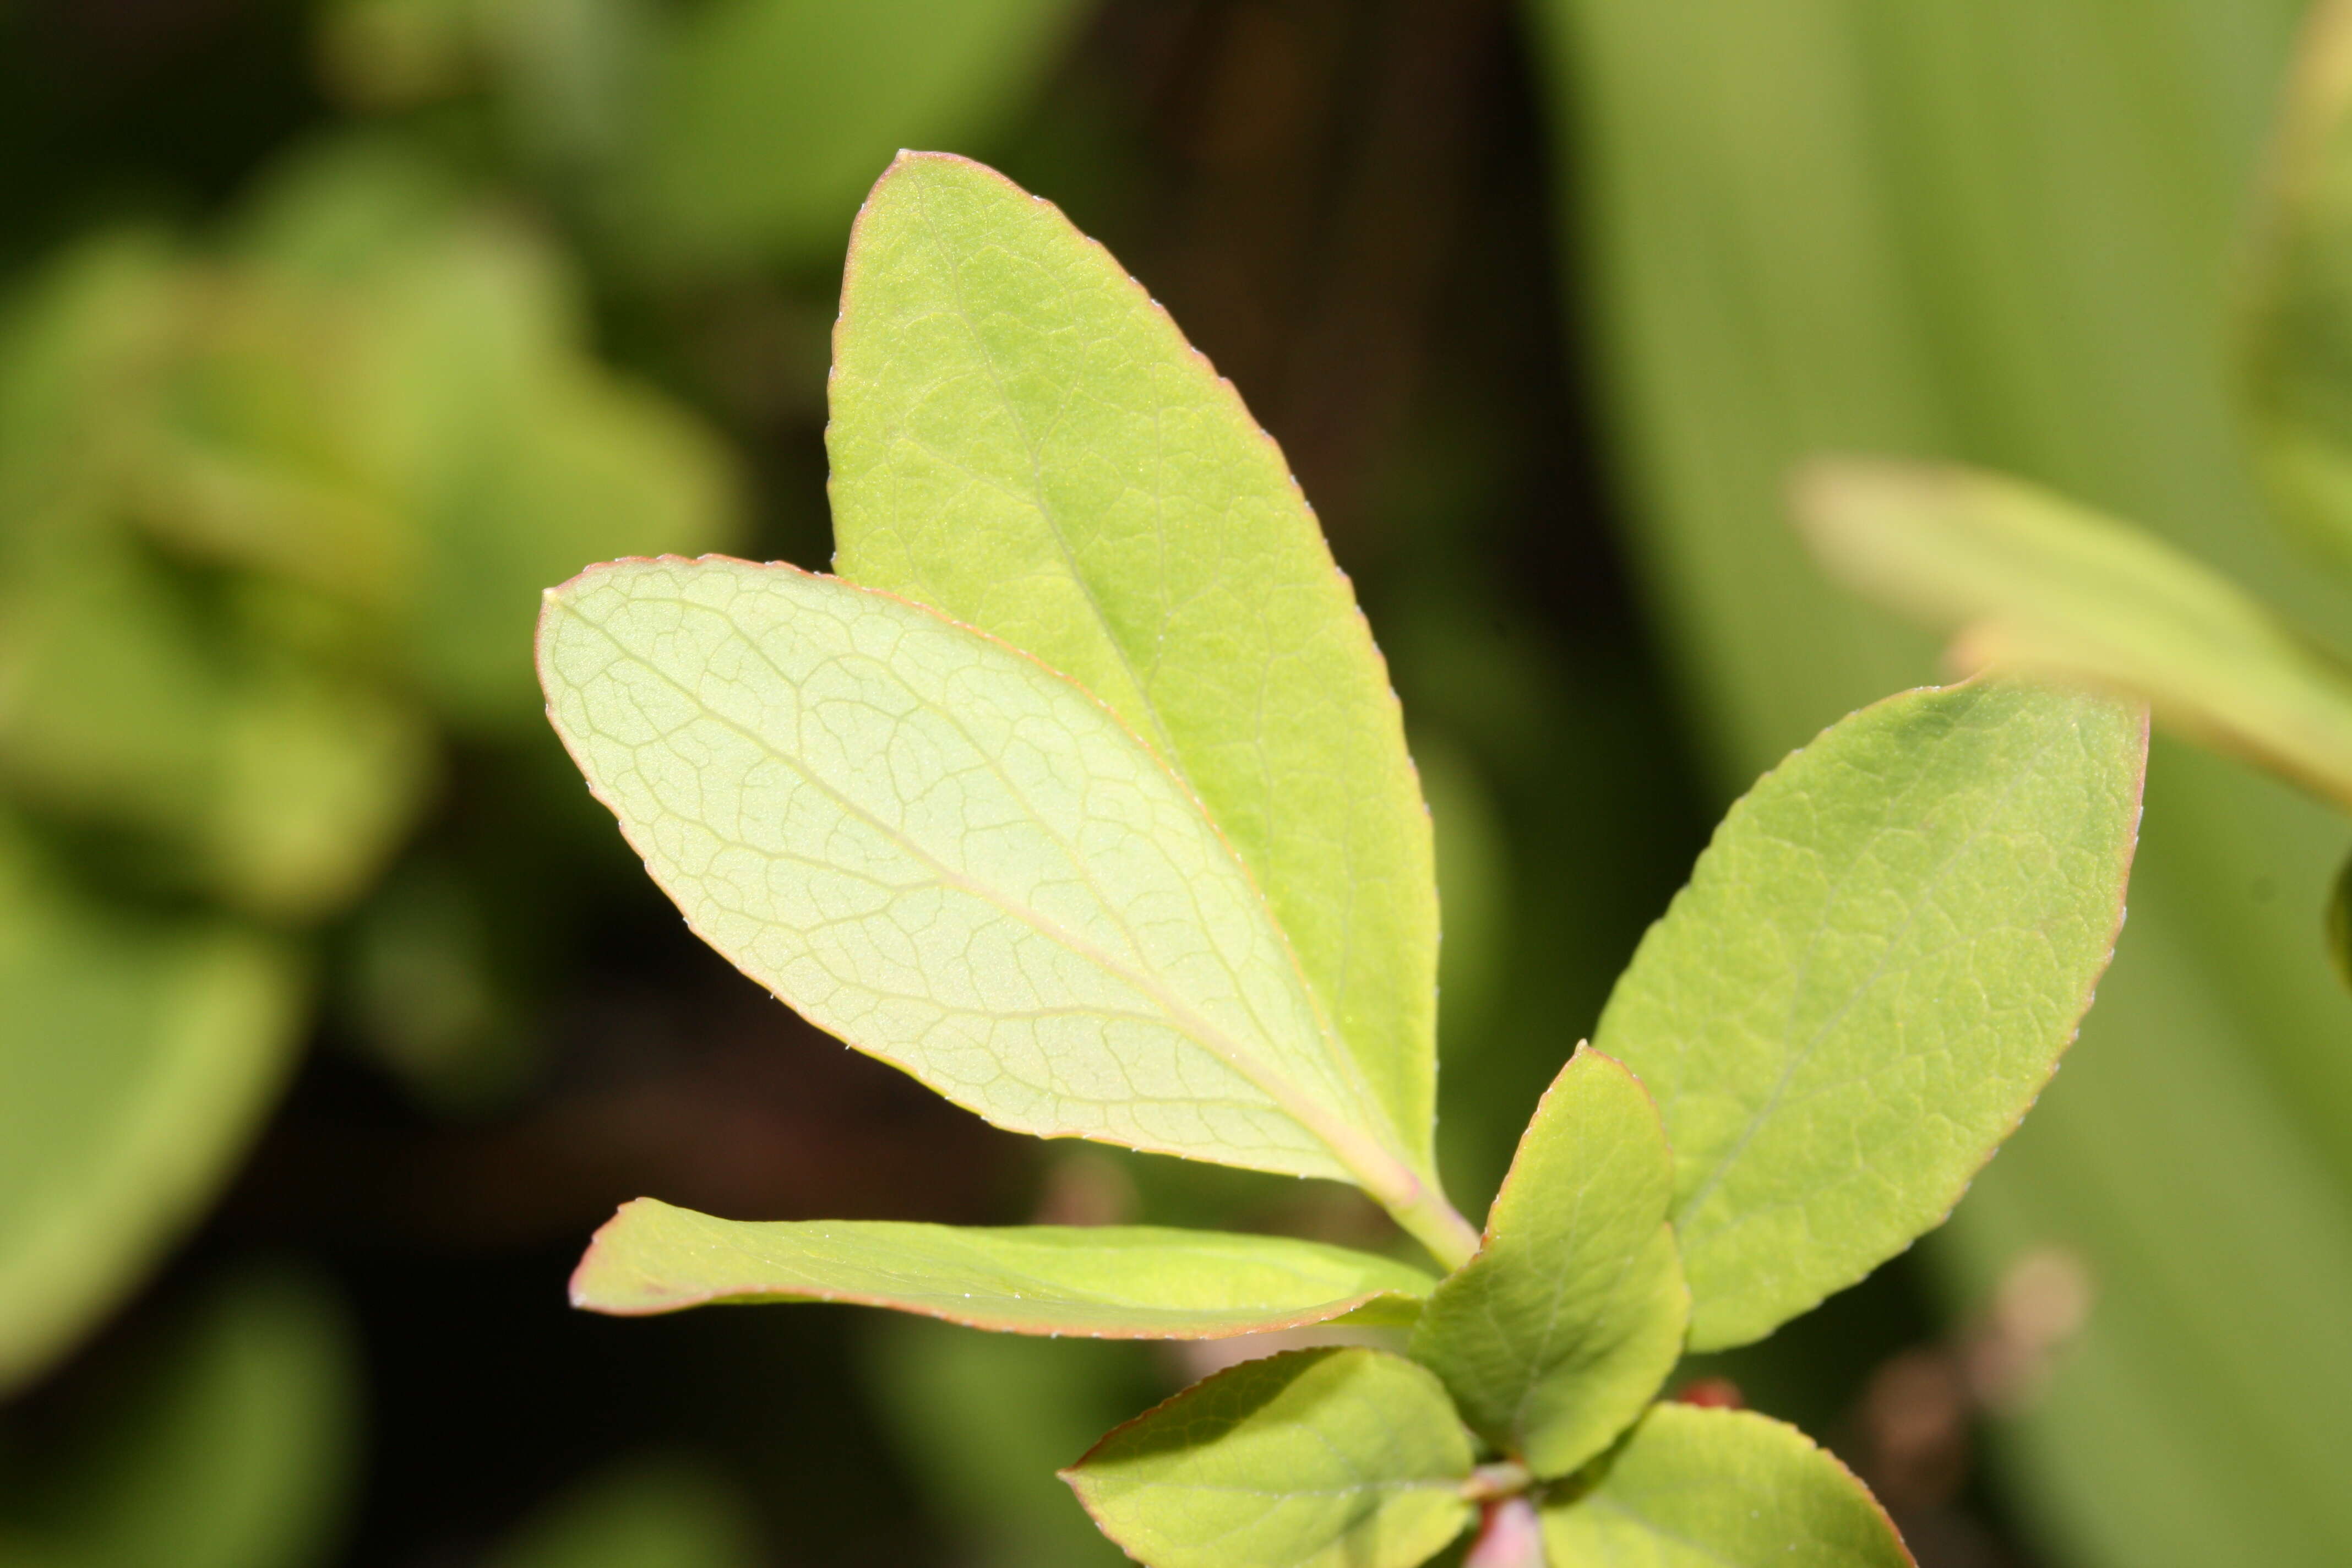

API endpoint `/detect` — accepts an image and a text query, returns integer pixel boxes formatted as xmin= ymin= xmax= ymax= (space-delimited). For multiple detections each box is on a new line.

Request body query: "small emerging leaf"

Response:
xmin=1063 ymin=1347 xmax=1476 ymax=1568
xmin=1797 ymin=458 xmax=2352 ymax=812
xmin=1410 ymin=1048 xmax=1685 ymax=1478
xmin=1539 ymin=1403 xmax=1912 ymax=1567
xmin=537 ymin=558 xmax=1437 ymax=1210
xmin=831 ymin=153 xmax=1442 ymax=1189
xmin=573 ymin=1197 xmax=1437 ymax=1337
xmin=1593 ymin=679 xmax=2143 ymax=1349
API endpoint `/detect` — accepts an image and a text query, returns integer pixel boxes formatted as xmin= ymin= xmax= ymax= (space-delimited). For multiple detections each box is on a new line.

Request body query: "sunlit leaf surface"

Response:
xmin=832 ymin=153 xmax=1442 ymax=1193
xmin=1063 ymin=1347 xmax=1475 ymax=1568
xmin=572 ymin=1196 xmax=1436 ymax=1335
xmin=1539 ymin=1403 xmax=1912 ymax=1568
xmin=538 ymin=558 xmax=1442 ymax=1217
xmin=1410 ymin=1048 xmax=1684 ymax=1478
xmin=1593 ymin=681 xmax=2143 ymax=1349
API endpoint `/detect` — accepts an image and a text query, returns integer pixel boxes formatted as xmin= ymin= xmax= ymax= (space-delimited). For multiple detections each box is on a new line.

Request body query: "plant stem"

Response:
xmin=1464 ymin=1496 xmax=1545 ymax=1568
xmin=1380 ymin=1175 xmax=1482 ymax=1271
xmin=1462 ymin=1461 xmax=1533 ymax=1501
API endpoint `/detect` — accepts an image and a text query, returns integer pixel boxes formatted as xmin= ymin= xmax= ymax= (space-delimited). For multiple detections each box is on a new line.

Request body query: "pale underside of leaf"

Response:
xmin=829 ymin=151 xmax=1440 ymax=1183
xmin=1797 ymin=458 xmax=2352 ymax=812
xmin=1063 ymin=1347 xmax=1476 ymax=1568
xmin=570 ymin=1197 xmax=1438 ymax=1337
xmin=1593 ymin=678 xmax=2144 ymax=1349
xmin=1540 ymin=1403 xmax=1913 ymax=1567
xmin=1410 ymin=1048 xmax=1687 ymax=1480
xmin=537 ymin=556 xmax=1429 ymax=1204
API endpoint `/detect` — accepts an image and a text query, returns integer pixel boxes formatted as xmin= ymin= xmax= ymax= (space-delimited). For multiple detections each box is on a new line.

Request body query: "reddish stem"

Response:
xmin=1465 ymin=1495 xmax=1544 ymax=1568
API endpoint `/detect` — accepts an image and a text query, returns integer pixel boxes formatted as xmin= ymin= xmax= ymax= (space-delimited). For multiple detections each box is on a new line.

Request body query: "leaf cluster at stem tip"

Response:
xmin=538 ymin=150 xmax=2148 ymax=1568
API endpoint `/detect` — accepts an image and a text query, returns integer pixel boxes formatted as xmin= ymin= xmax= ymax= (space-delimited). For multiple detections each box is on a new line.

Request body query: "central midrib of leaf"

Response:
xmin=1674 ymin=733 xmax=2037 ymax=1241
xmin=573 ymin=607 xmax=1415 ymax=1199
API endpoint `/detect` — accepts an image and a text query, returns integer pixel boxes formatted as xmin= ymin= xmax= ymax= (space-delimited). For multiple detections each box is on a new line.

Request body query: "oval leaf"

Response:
xmin=1797 ymin=459 xmax=2352 ymax=813
xmin=1540 ymin=1403 xmax=1912 ymax=1567
xmin=1592 ymin=679 xmax=2144 ymax=1349
xmin=0 ymin=825 xmax=304 ymax=1392
xmin=537 ymin=557 xmax=1450 ymax=1222
xmin=1062 ymin=1347 xmax=1475 ymax=1568
xmin=830 ymin=152 xmax=1441 ymax=1186
xmin=572 ymin=1197 xmax=1437 ymax=1337
xmin=1409 ymin=1048 xmax=1686 ymax=1478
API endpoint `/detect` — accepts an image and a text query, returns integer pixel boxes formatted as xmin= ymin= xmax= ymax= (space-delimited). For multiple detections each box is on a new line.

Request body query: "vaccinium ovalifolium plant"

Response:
xmin=536 ymin=153 xmax=2145 ymax=1567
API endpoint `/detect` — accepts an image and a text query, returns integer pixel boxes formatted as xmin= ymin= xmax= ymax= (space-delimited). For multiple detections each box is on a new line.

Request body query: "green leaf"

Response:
xmin=537 ymin=558 xmax=1462 ymax=1251
xmin=612 ymin=2 xmax=1089 ymax=270
xmin=1592 ymin=679 xmax=2144 ymax=1350
xmin=831 ymin=151 xmax=1442 ymax=1195
xmin=1062 ymin=1347 xmax=1476 ymax=1568
xmin=1539 ymin=1402 xmax=1911 ymax=1568
xmin=0 ymin=824 xmax=305 ymax=1392
xmin=0 ymin=1267 xmax=359 ymax=1568
xmin=1797 ymin=458 xmax=2352 ymax=813
xmin=2243 ymin=0 xmax=2352 ymax=584
xmin=573 ymin=1197 xmax=1438 ymax=1335
xmin=1409 ymin=1048 xmax=1685 ymax=1479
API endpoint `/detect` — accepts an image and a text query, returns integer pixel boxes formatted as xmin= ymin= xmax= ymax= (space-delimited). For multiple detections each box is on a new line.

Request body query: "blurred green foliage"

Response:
xmin=0 ymin=124 xmax=739 ymax=1395
xmin=866 ymin=1319 xmax=1152 ymax=1568
xmin=0 ymin=1266 xmax=360 ymax=1568
xmin=0 ymin=829 xmax=300 ymax=1391
xmin=317 ymin=0 xmax=1092 ymax=273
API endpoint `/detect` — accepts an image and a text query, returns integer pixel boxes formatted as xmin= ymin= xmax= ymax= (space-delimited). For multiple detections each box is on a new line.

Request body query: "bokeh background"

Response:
xmin=3 ymin=2 xmax=2350 ymax=1566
